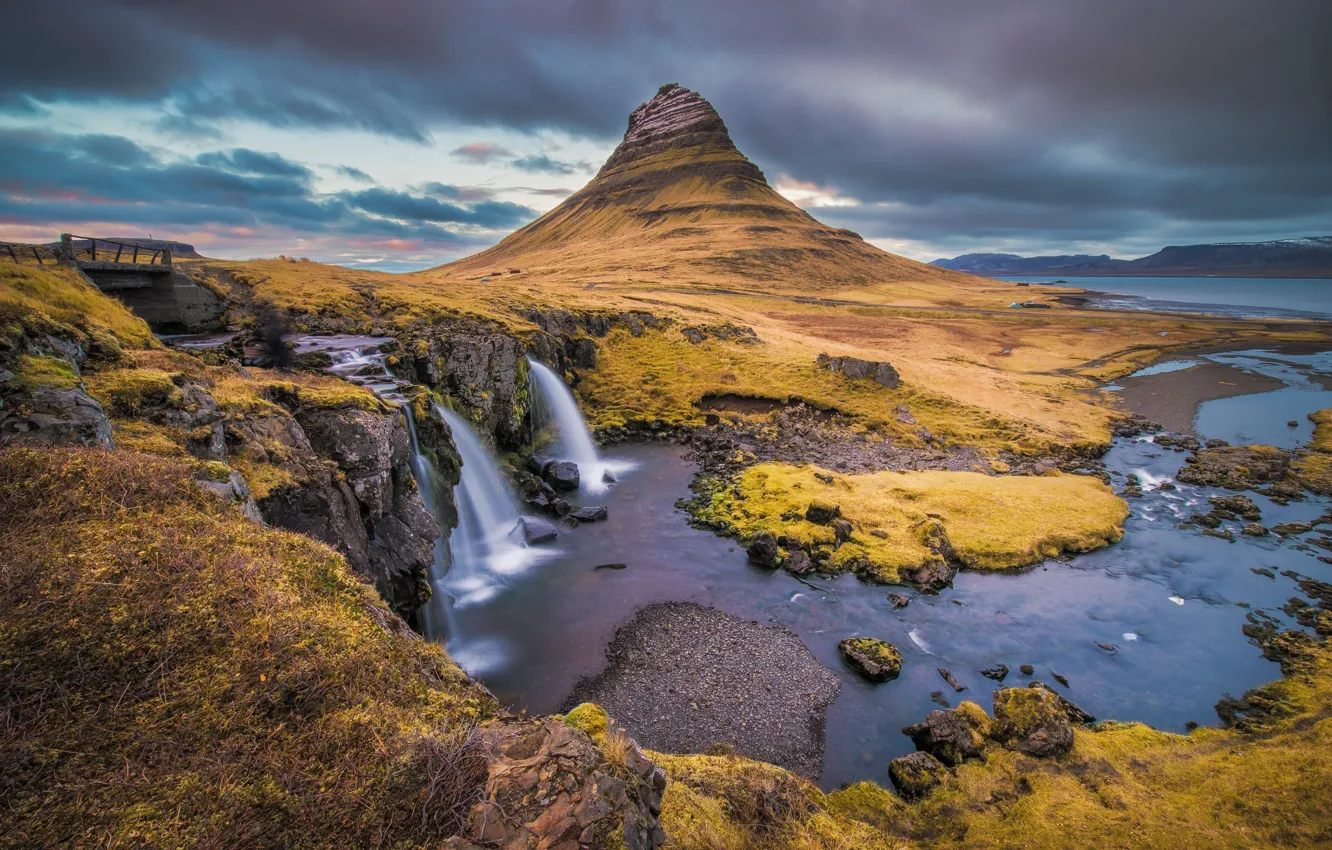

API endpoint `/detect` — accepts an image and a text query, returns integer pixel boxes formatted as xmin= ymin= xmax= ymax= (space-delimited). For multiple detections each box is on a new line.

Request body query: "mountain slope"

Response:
xmin=426 ymin=84 xmax=970 ymax=292
xmin=934 ymin=237 xmax=1332 ymax=278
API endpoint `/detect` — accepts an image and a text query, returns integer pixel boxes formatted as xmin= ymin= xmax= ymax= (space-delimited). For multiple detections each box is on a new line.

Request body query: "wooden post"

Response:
xmin=57 ymin=233 xmax=73 ymax=264
xmin=113 ymin=242 xmax=122 ymax=263
xmin=89 ymin=238 xmax=96 ymax=262
xmin=32 ymin=245 xmax=43 ymax=266
xmin=161 ymin=247 xmax=172 ymax=267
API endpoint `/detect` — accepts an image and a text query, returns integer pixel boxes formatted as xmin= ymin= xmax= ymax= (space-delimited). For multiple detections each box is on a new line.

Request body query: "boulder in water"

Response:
xmin=746 ymin=533 xmax=782 ymax=568
xmin=838 ymin=637 xmax=901 ymax=682
xmin=902 ymin=702 xmax=991 ymax=766
xmin=527 ymin=454 xmax=550 ymax=475
xmin=571 ymin=505 xmax=609 ymax=522
xmin=544 ymin=460 xmax=581 ymax=491
xmin=514 ymin=515 xmax=559 ymax=545
xmin=602 ymin=469 xmax=618 ymax=484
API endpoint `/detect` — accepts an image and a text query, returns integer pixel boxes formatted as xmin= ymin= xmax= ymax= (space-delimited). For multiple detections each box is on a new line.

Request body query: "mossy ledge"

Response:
xmin=692 ymin=461 xmax=1128 ymax=587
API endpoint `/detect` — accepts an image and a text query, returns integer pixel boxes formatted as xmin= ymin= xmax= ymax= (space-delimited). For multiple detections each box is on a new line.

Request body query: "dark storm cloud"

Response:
xmin=0 ymin=128 xmax=533 ymax=246
xmin=2 ymin=1 xmax=1329 ymax=253
xmin=342 ymin=188 xmax=536 ymax=228
xmin=196 ymin=149 xmax=313 ymax=179
xmin=510 ymin=155 xmax=589 ymax=176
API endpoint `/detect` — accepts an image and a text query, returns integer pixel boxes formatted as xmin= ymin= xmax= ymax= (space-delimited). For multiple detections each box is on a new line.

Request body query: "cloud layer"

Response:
xmin=2 ymin=0 xmax=1328 ymax=264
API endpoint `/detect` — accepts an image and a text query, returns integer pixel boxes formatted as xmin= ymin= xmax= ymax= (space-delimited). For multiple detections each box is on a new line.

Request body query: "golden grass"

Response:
xmin=698 ymin=462 xmax=1127 ymax=582
xmin=0 ymin=263 xmax=155 ymax=349
xmin=11 ymin=353 xmax=80 ymax=391
xmin=0 ymin=446 xmax=495 ymax=848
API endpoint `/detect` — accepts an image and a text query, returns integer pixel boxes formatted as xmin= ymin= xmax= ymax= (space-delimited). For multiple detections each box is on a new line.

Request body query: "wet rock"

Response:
xmin=937 ymin=668 xmax=966 ymax=692
xmin=991 ymin=687 xmax=1075 ymax=757
xmin=1188 ymin=511 xmax=1223 ymax=529
xmin=1208 ymin=494 xmax=1262 ymax=521
xmin=1120 ymin=485 xmax=1143 ymax=498
xmin=528 ymin=454 xmax=550 ymax=475
xmin=544 ymin=460 xmax=581 ymax=491
xmin=1251 ymin=567 xmax=1276 ymax=579
xmin=1242 ymin=522 xmax=1269 ymax=537
xmin=1019 ymin=664 xmax=1035 ymax=676
xmin=784 ymin=548 xmax=815 ymax=576
xmin=805 ymin=500 xmax=840 ymax=524
xmin=571 ymin=505 xmax=609 ymax=522
xmin=1203 ymin=528 xmax=1236 ymax=542
xmin=838 ymin=637 xmax=902 ymax=682
xmin=1050 ymin=672 xmax=1070 ymax=688
xmin=552 ymin=498 xmax=573 ymax=517
xmin=886 ymin=593 xmax=911 ymax=610
xmin=980 ymin=665 xmax=1009 ymax=682
xmin=1176 ymin=445 xmax=1291 ymax=490
xmin=464 ymin=719 xmax=666 ymax=850
xmin=514 ymin=515 xmax=559 ymax=545
xmin=888 ymin=751 xmax=947 ymax=801
xmin=1273 ymin=522 xmax=1312 ymax=536
xmin=1288 ymin=420 xmax=1300 ymax=427
xmin=1028 ymin=681 xmax=1096 ymax=723
xmin=595 ymin=563 xmax=628 ymax=570
xmin=602 ymin=469 xmax=617 ymax=484
xmin=902 ymin=703 xmax=990 ymax=766
xmin=1205 ymin=438 xmax=1231 ymax=448
xmin=746 ymin=533 xmax=782 ymax=569
xmin=1156 ymin=481 xmax=1177 ymax=491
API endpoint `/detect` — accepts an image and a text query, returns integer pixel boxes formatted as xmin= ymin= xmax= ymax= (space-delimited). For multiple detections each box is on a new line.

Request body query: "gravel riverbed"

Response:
xmin=563 ymin=601 xmax=841 ymax=778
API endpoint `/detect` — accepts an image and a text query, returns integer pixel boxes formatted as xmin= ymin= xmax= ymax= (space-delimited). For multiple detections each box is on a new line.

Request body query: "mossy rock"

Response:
xmin=888 ymin=750 xmax=946 ymax=800
xmin=991 ymin=686 xmax=1074 ymax=757
xmin=562 ymin=702 xmax=610 ymax=741
xmin=838 ymin=637 xmax=901 ymax=682
xmin=806 ymin=499 xmax=841 ymax=524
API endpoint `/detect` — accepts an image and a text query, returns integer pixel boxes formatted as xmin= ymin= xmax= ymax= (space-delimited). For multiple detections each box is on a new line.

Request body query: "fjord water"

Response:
xmin=447 ymin=347 xmax=1332 ymax=789
xmin=998 ymin=275 xmax=1332 ymax=319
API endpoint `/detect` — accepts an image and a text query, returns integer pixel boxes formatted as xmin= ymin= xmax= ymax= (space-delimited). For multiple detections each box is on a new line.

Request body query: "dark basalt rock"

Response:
xmin=980 ymin=665 xmax=1009 ymax=682
xmin=544 ymin=460 xmax=581 ymax=491
xmin=937 ymin=668 xmax=966 ymax=692
xmin=838 ymin=637 xmax=902 ymax=682
xmin=570 ymin=505 xmax=609 ymax=522
xmin=805 ymin=500 xmax=840 ymax=524
xmin=888 ymin=751 xmax=947 ymax=801
xmin=514 ymin=515 xmax=559 ymax=545
xmin=1176 ymin=445 xmax=1291 ymax=490
xmin=1242 ymin=522 xmax=1270 ymax=537
xmin=886 ymin=593 xmax=911 ymax=610
xmin=1019 ymin=664 xmax=1035 ymax=676
xmin=784 ymin=547 xmax=814 ymax=576
xmin=1209 ymin=494 xmax=1262 ymax=521
xmin=746 ymin=532 xmax=782 ymax=568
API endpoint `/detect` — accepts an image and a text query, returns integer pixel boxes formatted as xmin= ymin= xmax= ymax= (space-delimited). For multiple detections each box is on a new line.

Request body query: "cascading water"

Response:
xmin=526 ymin=358 xmax=631 ymax=493
xmin=435 ymin=404 xmax=555 ymax=608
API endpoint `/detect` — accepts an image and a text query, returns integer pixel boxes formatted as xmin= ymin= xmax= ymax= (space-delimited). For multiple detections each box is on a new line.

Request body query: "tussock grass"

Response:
xmin=0 ymin=263 xmax=155 ymax=349
xmin=0 ymin=446 xmax=495 ymax=848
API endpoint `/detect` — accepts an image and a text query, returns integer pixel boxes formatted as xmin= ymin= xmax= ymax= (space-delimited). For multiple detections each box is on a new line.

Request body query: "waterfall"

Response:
xmin=435 ymin=404 xmax=555 ymax=609
xmin=527 ymin=358 xmax=630 ymax=493
xmin=404 ymin=407 xmax=456 ymax=641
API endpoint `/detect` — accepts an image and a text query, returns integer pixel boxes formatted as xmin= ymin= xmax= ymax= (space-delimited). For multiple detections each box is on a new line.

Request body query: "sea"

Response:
xmin=994 ymin=275 xmax=1332 ymax=320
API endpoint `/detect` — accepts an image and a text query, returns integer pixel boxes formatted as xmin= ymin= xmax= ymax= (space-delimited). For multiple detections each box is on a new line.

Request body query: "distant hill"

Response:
xmin=932 ymin=237 xmax=1332 ymax=278
xmin=426 ymin=84 xmax=972 ymax=292
xmin=931 ymin=253 xmax=1111 ymax=274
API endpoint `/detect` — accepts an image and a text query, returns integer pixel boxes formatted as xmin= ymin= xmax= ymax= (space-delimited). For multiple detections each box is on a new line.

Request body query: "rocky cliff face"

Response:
xmin=0 ymin=333 xmax=115 ymax=449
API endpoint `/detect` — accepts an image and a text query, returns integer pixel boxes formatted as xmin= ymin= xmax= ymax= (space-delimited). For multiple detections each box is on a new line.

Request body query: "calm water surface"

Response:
xmin=996 ymin=275 xmax=1332 ymax=319
xmin=444 ymin=349 xmax=1332 ymax=788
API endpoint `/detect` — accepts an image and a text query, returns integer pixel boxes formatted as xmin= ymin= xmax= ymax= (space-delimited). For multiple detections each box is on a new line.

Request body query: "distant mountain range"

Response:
xmin=932 ymin=237 xmax=1332 ymax=278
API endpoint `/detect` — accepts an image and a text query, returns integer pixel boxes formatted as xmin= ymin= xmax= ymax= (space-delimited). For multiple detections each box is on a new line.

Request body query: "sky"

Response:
xmin=1 ymin=0 xmax=1329 ymax=272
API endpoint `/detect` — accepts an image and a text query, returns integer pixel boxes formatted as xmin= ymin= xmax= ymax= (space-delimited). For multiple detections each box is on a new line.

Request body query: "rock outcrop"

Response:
xmin=817 ymin=353 xmax=900 ymax=389
xmin=449 ymin=719 xmax=665 ymax=850
xmin=0 ymin=336 xmax=113 ymax=449
xmin=838 ymin=637 xmax=902 ymax=682
xmin=888 ymin=751 xmax=947 ymax=801
xmin=902 ymin=703 xmax=990 ymax=767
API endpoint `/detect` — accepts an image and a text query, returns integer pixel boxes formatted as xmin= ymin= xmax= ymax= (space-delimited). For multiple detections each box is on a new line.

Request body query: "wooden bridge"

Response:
xmin=2 ymin=233 xmax=223 ymax=332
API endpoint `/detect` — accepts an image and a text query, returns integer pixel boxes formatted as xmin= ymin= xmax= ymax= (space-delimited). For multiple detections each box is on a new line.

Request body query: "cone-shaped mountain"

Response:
xmin=430 ymin=84 xmax=968 ymax=292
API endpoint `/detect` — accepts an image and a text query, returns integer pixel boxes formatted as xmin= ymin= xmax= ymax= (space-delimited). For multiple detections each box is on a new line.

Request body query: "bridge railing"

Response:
xmin=0 ymin=241 xmax=60 ymax=266
xmin=65 ymin=234 xmax=169 ymax=265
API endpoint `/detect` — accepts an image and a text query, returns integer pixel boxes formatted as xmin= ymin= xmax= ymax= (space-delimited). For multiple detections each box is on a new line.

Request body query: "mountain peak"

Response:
xmin=597 ymin=83 xmax=760 ymax=182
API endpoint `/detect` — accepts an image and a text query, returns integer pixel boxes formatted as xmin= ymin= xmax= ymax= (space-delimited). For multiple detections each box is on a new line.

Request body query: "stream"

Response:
xmin=240 ymin=335 xmax=1332 ymax=790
